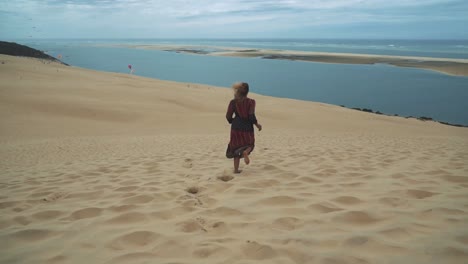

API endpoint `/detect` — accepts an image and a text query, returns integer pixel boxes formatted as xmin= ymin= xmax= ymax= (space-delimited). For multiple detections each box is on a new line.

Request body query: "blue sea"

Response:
xmin=13 ymin=39 xmax=468 ymax=125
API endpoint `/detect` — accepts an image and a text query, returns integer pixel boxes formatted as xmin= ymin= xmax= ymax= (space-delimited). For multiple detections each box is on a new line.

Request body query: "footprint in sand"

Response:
xmin=217 ymin=175 xmax=234 ymax=182
xmin=177 ymin=218 xmax=207 ymax=233
xmin=183 ymin=158 xmax=193 ymax=168
xmin=42 ymin=192 xmax=65 ymax=202
xmin=186 ymin=186 xmax=199 ymax=194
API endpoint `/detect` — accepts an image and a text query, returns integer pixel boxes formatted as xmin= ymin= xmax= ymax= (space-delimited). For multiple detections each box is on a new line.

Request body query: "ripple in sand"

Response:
xmin=344 ymin=236 xmax=369 ymax=246
xmin=70 ymin=207 xmax=103 ymax=220
xmin=333 ymin=211 xmax=380 ymax=225
xmin=432 ymin=246 xmax=468 ymax=258
xmin=406 ymin=189 xmax=437 ymax=199
xmin=12 ymin=216 xmax=31 ymax=226
xmin=66 ymin=191 xmax=101 ymax=199
xmin=333 ymin=196 xmax=362 ymax=205
xmin=192 ymin=245 xmax=231 ymax=258
xmin=298 ymin=176 xmax=321 ymax=183
xmin=379 ymin=227 xmax=412 ymax=240
xmin=263 ymin=164 xmax=280 ymax=171
xmin=235 ymin=188 xmax=262 ymax=195
xmin=108 ymin=252 xmax=155 ymax=263
xmin=456 ymin=234 xmax=468 ymax=245
xmin=378 ymin=197 xmax=407 ymax=207
xmin=108 ymin=204 xmax=138 ymax=212
xmin=308 ymin=203 xmax=343 ymax=214
xmin=106 ymin=212 xmax=148 ymax=224
xmin=122 ymin=195 xmax=154 ymax=204
xmin=247 ymin=179 xmax=281 ymax=188
xmin=114 ymin=186 xmax=139 ymax=192
xmin=150 ymin=210 xmax=174 ymax=220
xmin=390 ymin=173 xmax=406 ymax=179
xmin=442 ymin=175 xmax=468 ymax=183
xmin=422 ymin=207 xmax=465 ymax=216
xmin=321 ymin=256 xmax=370 ymax=264
xmin=256 ymin=195 xmax=299 ymax=206
xmin=0 ymin=201 xmax=19 ymax=209
xmin=204 ymin=206 xmax=242 ymax=216
xmin=29 ymin=191 xmax=54 ymax=198
xmin=31 ymin=210 xmax=64 ymax=220
xmin=153 ymin=239 xmax=190 ymax=258
xmin=0 ymin=219 xmax=11 ymax=229
xmin=272 ymin=217 xmax=302 ymax=231
xmin=108 ymin=231 xmax=161 ymax=250
xmin=10 ymin=229 xmax=56 ymax=242
xmin=47 ymin=255 xmax=68 ymax=263
xmin=243 ymin=241 xmax=277 ymax=260
xmin=277 ymin=248 xmax=312 ymax=263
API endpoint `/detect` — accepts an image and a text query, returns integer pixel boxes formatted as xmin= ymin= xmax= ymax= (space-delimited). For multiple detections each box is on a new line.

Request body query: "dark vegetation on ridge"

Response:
xmin=341 ymin=105 xmax=467 ymax=128
xmin=0 ymin=41 xmax=68 ymax=65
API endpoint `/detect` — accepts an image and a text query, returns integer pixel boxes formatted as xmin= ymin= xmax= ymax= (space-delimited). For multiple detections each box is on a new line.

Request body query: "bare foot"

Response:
xmin=243 ymin=150 xmax=250 ymax=165
xmin=234 ymin=169 xmax=242 ymax=174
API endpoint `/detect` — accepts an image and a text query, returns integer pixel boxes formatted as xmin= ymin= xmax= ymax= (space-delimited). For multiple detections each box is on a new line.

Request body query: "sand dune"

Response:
xmin=1 ymin=54 xmax=468 ymax=264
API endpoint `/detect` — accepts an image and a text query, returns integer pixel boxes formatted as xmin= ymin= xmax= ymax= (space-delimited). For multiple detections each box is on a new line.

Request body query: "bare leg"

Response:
xmin=234 ymin=157 xmax=241 ymax=173
xmin=243 ymin=147 xmax=252 ymax=165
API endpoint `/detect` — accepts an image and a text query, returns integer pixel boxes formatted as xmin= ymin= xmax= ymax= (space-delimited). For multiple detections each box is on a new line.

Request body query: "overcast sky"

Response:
xmin=1 ymin=0 xmax=467 ymax=39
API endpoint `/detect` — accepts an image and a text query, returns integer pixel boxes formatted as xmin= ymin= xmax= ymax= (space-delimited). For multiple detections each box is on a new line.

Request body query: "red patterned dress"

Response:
xmin=225 ymin=98 xmax=258 ymax=158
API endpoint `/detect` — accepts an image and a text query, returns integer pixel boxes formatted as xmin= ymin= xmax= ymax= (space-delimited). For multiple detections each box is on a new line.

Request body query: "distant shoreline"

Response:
xmin=107 ymin=44 xmax=468 ymax=77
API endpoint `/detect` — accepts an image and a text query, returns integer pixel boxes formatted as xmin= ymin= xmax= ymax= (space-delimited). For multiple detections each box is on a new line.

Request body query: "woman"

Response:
xmin=226 ymin=82 xmax=262 ymax=173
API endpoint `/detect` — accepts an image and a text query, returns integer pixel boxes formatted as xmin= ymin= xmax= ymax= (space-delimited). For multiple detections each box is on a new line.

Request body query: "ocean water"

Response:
xmin=15 ymin=39 xmax=468 ymax=125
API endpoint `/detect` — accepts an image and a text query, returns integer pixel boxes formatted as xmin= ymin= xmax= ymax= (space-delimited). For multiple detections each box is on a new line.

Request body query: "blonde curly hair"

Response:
xmin=232 ymin=82 xmax=249 ymax=98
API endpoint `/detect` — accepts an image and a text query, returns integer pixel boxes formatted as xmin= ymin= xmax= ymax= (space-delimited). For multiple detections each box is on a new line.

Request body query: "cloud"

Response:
xmin=0 ymin=0 xmax=467 ymax=38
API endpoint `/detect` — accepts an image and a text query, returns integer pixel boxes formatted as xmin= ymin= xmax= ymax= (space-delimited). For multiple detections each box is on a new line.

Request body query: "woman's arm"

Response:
xmin=249 ymin=100 xmax=261 ymax=131
xmin=255 ymin=123 xmax=262 ymax=131
xmin=226 ymin=100 xmax=234 ymax=124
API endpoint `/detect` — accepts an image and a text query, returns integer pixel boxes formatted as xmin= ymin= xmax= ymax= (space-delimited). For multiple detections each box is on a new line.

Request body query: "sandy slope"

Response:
xmin=1 ymin=55 xmax=468 ymax=264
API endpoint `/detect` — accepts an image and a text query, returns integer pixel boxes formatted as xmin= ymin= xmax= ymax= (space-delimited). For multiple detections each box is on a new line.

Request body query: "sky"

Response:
xmin=1 ymin=0 xmax=468 ymax=39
